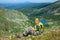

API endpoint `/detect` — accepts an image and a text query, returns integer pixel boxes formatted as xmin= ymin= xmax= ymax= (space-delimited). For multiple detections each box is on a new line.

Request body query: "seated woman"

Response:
xmin=15 ymin=18 xmax=44 ymax=38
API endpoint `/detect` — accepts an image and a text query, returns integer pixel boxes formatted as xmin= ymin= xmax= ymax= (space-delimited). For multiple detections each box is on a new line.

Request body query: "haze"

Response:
xmin=0 ymin=0 xmax=58 ymax=3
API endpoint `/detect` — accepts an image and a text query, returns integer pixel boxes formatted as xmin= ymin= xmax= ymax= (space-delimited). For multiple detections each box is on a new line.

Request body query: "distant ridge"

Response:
xmin=0 ymin=2 xmax=50 ymax=9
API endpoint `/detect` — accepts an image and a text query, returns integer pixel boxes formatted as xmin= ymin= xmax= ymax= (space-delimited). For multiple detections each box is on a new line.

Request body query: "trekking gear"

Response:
xmin=40 ymin=20 xmax=47 ymax=25
xmin=34 ymin=22 xmax=43 ymax=31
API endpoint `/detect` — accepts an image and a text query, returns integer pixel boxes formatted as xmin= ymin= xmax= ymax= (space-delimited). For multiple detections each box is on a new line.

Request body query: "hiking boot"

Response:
xmin=15 ymin=34 xmax=23 ymax=38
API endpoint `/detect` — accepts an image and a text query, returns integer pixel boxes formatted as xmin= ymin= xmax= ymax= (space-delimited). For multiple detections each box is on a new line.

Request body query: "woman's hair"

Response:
xmin=35 ymin=18 xmax=39 ymax=20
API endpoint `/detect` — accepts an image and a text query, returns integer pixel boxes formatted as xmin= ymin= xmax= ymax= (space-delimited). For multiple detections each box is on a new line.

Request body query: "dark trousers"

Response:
xmin=23 ymin=26 xmax=43 ymax=36
xmin=15 ymin=26 xmax=43 ymax=38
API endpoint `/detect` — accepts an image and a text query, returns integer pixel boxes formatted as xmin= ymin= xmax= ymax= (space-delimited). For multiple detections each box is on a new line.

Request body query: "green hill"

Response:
xmin=27 ymin=1 xmax=60 ymax=16
xmin=17 ymin=1 xmax=60 ymax=16
xmin=0 ymin=8 xmax=30 ymax=35
xmin=16 ymin=3 xmax=50 ymax=16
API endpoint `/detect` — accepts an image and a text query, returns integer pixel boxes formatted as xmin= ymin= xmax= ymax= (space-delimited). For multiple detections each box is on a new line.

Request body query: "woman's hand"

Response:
xmin=31 ymin=27 xmax=36 ymax=31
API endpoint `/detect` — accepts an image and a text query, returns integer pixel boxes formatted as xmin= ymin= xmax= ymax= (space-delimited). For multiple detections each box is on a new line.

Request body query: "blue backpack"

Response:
xmin=40 ymin=19 xmax=47 ymax=25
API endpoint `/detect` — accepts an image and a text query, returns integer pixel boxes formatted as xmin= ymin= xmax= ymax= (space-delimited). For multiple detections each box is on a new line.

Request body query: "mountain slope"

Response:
xmin=16 ymin=3 xmax=50 ymax=15
xmin=30 ymin=1 xmax=60 ymax=16
xmin=0 ymin=8 xmax=30 ymax=35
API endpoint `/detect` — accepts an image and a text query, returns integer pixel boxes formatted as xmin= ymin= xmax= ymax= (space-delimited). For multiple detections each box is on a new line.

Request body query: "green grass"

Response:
xmin=0 ymin=26 xmax=60 ymax=40
xmin=0 ymin=8 xmax=30 ymax=35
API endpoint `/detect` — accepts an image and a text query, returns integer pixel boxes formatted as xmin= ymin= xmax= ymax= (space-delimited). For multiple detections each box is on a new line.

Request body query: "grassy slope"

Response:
xmin=0 ymin=8 xmax=30 ymax=35
xmin=29 ymin=1 xmax=60 ymax=16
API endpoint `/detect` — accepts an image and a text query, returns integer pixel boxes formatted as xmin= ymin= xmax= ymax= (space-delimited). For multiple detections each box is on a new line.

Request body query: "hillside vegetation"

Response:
xmin=0 ymin=8 xmax=30 ymax=35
